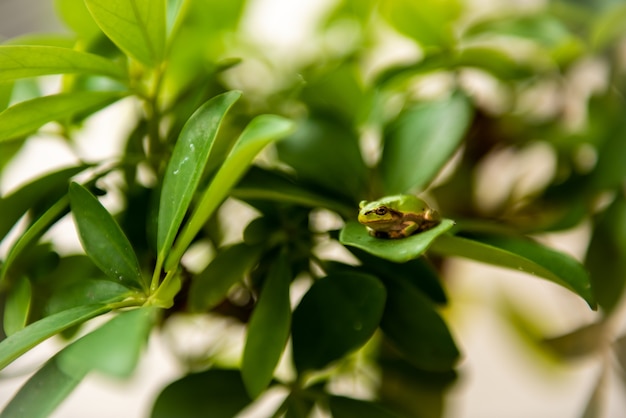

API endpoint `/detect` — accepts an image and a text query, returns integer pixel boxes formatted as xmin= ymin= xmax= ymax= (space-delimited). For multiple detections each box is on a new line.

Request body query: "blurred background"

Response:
xmin=1 ymin=0 xmax=625 ymax=417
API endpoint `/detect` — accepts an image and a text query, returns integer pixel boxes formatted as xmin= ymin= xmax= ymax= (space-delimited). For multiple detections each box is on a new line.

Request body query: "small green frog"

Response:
xmin=358 ymin=195 xmax=441 ymax=239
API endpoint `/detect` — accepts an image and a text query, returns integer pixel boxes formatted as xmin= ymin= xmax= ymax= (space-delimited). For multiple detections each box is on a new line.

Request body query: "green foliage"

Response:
xmin=0 ymin=0 xmax=624 ymax=416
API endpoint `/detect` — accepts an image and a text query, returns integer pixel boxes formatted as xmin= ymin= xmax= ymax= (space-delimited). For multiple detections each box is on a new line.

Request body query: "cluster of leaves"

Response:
xmin=0 ymin=0 xmax=625 ymax=417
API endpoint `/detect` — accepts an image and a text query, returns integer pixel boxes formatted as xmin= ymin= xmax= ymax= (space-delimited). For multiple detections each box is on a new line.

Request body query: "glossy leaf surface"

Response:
xmin=242 ymin=254 xmax=291 ymax=398
xmin=0 ymin=91 xmax=124 ymax=142
xmin=151 ymin=369 xmax=252 ymax=418
xmin=0 ymin=46 xmax=126 ymax=81
xmin=340 ymin=219 xmax=455 ymax=263
xmin=69 ymin=183 xmax=146 ymax=291
xmin=84 ymin=0 xmax=166 ymax=66
xmin=292 ymin=272 xmax=386 ymax=372
xmin=157 ymin=91 xmax=241 ymax=261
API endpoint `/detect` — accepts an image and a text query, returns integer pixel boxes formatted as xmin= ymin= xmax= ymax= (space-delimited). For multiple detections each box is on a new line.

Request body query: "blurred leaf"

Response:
xmin=581 ymin=372 xmax=605 ymax=418
xmin=157 ymin=91 xmax=241 ymax=262
xmin=58 ymin=307 xmax=155 ymax=378
xmin=292 ymin=272 xmax=386 ymax=372
xmin=3 ymin=34 xmax=78 ymax=48
xmin=351 ymin=249 xmax=447 ymax=304
xmin=3 ymin=276 xmax=31 ymax=336
xmin=189 ymin=243 xmax=263 ymax=312
xmin=0 ymin=81 xmax=13 ymax=111
xmin=614 ymin=334 xmax=626 ymax=377
xmin=46 ymin=279 xmax=134 ymax=315
xmin=431 ymin=232 xmax=596 ymax=308
xmin=455 ymin=46 xmax=535 ymax=80
xmin=379 ymin=0 xmax=460 ymax=48
xmin=585 ymin=196 xmax=626 ymax=313
xmin=55 ymin=0 xmax=101 ymax=40
xmin=0 ymin=46 xmax=126 ymax=82
xmin=328 ymin=395 xmax=400 ymax=418
xmin=151 ymin=369 xmax=252 ymax=418
xmin=233 ymin=167 xmax=354 ymax=218
xmin=69 ymin=182 xmax=146 ymax=291
xmin=0 ymin=354 xmax=85 ymax=418
xmin=276 ymin=117 xmax=367 ymax=201
xmin=340 ymin=219 xmax=455 ymax=263
xmin=380 ymin=275 xmax=459 ymax=371
xmin=375 ymin=54 xmax=452 ymax=87
xmin=0 ymin=91 xmax=125 ymax=142
xmin=591 ymin=3 xmax=626 ymax=49
xmin=167 ymin=114 xmax=295 ymax=270
xmin=242 ymin=253 xmax=291 ymax=398
xmin=0 ymin=304 xmax=110 ymax=370
xmin=590 ymin=122 xmax=626 ymax=191
xmin=380 ymin=92 xmax=472 ymax=194
xmin=542 ymin=322 xmax=606 ymax=359
xmin=0 ymin=165 xmax=87 ymax=242
xmin=84 ymin=0 xmax=166 ymax=67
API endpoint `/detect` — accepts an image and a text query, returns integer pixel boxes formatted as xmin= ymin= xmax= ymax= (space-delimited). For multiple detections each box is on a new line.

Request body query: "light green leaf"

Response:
xmin=151 ymin=369 xmax=252 ymax=418
xmin=0 ymin=91 xmax=125 ymax=142
xmin=166 ymin=114 xmax=295 ymax=270
xmin=0 ymin=304 xmax=110 ymax=370
xmin=292 ymin=272 xmax=386 ymax=372
xmin=157 ymin=91 xmax=241 ymax=261
xmin=189 ymin=243 xmax=263 ymax=312
xmin=430 ymin=233 xmax=596 ymax=309
xmin=242 ymin=253 xmax=291 ymax=398
xmin=55 ymin=0 xmax=101 ymax=40
xmin=380 ymin=275 xmax=459 ymax=371
xmin=380 ymin=92 xmax=472 ymax=194
xmin=340 ymin=219 xmax=455 ymax=263
xmin=84 ymin=0 xmax=166 ymax=66
xmin=58 ymin=307 xmax=155 ymax=378
xmin=0 ymin=354 xmax=85 ymax=418
xmin=0 ymin=46 xmax=126 ymax=82
xmin=69 ymin=182 xmax=146 ymax=291
xmin=3 ymin=276 xmax=32 ymax=336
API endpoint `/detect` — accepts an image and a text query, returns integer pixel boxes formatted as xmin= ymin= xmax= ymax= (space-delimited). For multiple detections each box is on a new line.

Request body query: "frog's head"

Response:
xmin=358 ymin=200 xmax=403 ymax=230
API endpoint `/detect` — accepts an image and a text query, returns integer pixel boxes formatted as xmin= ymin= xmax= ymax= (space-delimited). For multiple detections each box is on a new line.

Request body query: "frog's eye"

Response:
xmin=375 ymin=207 xmax=387 ymax=216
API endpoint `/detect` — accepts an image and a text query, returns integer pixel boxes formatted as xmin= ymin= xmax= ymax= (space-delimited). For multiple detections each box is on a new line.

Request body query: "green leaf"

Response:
xmin=340 ymin=219 xmax=455 ymax=263
xmin=291 ymin=272 xmax=386 ymax=372
xmin=0 ymin=165 xmax=87 ymax=242
xmin=0 ymin=354 xmax=85 ymax=418
xmin=46 ymin=279 xmax=134 ymax=315
xmin=430 ymin=232 xmax=596 ymax=309
xmin=380 ymin=275 xmax=459 ymax=371
xmin=455 ymin=46 xmax=535 ymax=80
xmin=151 ymin=369 xmax=252 ymax=418
xmin=0 ymin=91 xmax=125 ymax=142
xmin=55 ymin=0 xmax=102 ymax=40
xmin=542 ymin=322 xmax=606 ymax=359
xmin=0 ymin=304 xmax=110 ymax=370
xmin=328 ymin=395 xmax=401 ymax=418
xmin=242 ymin=253 xmax=292 ymax=398
xmin=157 ymin=91 xmax=241 ymax=260
xmin=84 ymin=0 xmax=166 ymax=67
xmin=167 ymin=114 xmax=295 ymax=270
xmin=69 ymin=182 xmax=146 ymax=291
xmin=58 ymin=307 xmax=155 ymax=378
xmin=3 ymin=276 xmax=32 ymax=336
xmin=380 ymin=92 xmax=472 ymax=194
xmin=188 ymin=243 xmax=263 ymax=312
xmin=0 ymin=46 xmax=126 ymax=82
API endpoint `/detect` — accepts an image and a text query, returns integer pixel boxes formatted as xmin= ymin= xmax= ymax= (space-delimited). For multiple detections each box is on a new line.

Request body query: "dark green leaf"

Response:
xmin=340 ymin=219 xmax=455 ymax=263
xmin=157 ymin=91 xmax=241 ymax=261
xmin=0 ymin=91 xmax=125 ymax=142
xmin=3 ymin=276 xmax=31 ymax=336
xmin=380 ymin=92 xmax=472 ymax=194
xmin=151 ymin=369 xmax=252 ymax=418
xmin=430 ymin=232 xmax=596 ymax=309
xmin=292 ymin=272 xmax=386 ymax=372
xmin=58 ymin=307 xmax=155 ymax=378
xmin=328 ymin=395 xmax=400 ymax=418
xmin=167 ymin=114 xmax=294 ymax=270
xmin=242 ymin=253 xmax=291 ymax=397
xmin=0 ymin=354 xmax=85 ymax=418
xmin=0 ymin=304 xmax=110 ymax=370
xmin=84 ymin=0 xmax=166 ymax=66
xmin=46 ymin=279 xmax=134 ymax=315
xmin=188 ymin=243 xmax=263 ymax=312
xmin=380 ymin=276 xmax=459 ymax=371
xmin=0 ymin=46 xmax=126 ymax=81
xmin=69 ymin=182 xmax=146 ymax=291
